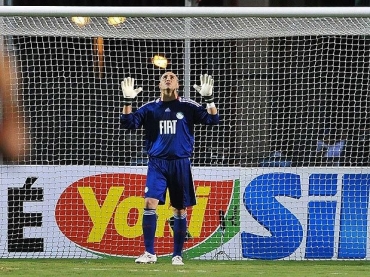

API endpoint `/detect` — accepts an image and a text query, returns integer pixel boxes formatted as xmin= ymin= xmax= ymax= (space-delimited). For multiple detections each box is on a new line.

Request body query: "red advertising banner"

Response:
xmin=55 ymin=173 xmax=234 ymax=256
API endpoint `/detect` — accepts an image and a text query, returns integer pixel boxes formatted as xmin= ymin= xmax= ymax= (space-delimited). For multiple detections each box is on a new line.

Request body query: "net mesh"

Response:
xmin=1 ymin=12 xmax=370 ymax=259
xmin=0 ymin=15 xmax=368 ymax=167
xmin=3 ymin=17 xmax=370 ymax=38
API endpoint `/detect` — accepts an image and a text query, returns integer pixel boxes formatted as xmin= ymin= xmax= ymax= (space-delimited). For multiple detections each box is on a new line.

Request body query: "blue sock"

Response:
xmin=173 ymin=213 xmax=187 ymax=257
xmin=142 ymin=208 xmax=157 ymax=255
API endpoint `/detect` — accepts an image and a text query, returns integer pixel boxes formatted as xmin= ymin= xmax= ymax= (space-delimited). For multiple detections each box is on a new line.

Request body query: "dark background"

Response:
xmin=5 ymin=0 xmax=370 ymax=167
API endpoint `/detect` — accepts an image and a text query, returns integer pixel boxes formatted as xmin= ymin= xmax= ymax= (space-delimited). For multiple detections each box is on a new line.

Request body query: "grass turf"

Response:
xmin=1 ymin=258 xmax=370 ymax=277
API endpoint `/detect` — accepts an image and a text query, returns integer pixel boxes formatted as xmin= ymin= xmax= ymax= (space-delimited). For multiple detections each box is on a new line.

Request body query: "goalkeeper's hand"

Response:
xmin=121 ymin=77 xmax=142 ymax=105
xmin=193 ymin=74 xmax=214 ymax=103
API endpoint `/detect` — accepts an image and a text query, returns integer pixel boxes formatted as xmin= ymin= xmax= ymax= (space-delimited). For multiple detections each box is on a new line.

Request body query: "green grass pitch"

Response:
xmin=1 ymin=258 xmax=370 ymax=277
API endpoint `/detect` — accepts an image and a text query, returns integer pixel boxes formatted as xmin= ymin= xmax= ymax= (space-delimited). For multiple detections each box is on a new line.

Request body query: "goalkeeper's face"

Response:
xmin=159 ymin=71 xmax=179 ymax=100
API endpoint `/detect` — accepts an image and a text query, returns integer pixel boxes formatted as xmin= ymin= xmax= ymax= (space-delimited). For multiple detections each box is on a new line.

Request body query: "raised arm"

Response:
xmin=193 ymin=74 xmax=218 ymax=115
xmin=121 ymin=77 xmax=142 ymax=114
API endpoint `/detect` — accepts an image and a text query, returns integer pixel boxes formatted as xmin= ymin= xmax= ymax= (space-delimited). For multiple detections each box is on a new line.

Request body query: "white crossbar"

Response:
xmin=0 ymin=6 xmax=369 ymax=18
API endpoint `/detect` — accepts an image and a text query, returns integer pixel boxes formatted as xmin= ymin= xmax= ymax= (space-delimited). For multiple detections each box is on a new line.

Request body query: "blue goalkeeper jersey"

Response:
xmin=120 ymin=97 xmax=219 ymax=159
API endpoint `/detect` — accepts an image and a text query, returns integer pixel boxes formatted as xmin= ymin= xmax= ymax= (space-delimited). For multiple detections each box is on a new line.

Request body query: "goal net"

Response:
xmin=2 ymin=6 xmax=370 ymax=260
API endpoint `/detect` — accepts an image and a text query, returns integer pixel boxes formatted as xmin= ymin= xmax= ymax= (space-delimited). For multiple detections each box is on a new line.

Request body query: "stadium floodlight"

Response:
xmin=151 ymin=54 xmax=168 ymax=69
xmin=70 ymin=16 xmax=90 ymax=27
xmin=107 ymin=17 xmax=126 ymax=26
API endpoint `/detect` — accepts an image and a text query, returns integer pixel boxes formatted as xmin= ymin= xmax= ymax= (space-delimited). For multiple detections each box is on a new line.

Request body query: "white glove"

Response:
xmin=121 ymin=77 xmax=142 ymax=105
xmin=193 ymin=74 xmax=214 ymax=103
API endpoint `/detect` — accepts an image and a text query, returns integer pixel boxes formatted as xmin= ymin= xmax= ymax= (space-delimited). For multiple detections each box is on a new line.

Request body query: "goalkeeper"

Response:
xmin=120 ymin=72 xmax=219 ymax=265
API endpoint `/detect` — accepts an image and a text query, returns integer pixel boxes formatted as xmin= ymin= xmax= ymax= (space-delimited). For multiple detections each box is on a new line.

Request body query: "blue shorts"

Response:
xmin=145 ymin=157 xmax=196 ymax=209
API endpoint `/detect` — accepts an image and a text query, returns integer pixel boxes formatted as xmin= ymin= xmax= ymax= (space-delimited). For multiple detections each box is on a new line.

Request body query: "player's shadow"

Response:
xmin=167 ymin=216 xmax=192 ymax=242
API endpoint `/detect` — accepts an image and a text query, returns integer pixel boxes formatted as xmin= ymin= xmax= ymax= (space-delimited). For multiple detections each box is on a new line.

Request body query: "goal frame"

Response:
xmin=2 ymin=6 xmax=370 ymax=261
xmin=0 ymin=6 xmax=370 ymax=18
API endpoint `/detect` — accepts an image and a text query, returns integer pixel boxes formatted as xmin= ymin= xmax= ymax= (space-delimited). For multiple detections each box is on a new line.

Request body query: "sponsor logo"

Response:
xmin=55 ymin=173 xmax=234 ymax=257
xmin=242 ymin=173 xmax=370 ymax=260
xmin=7 ymin=177 xmax=43 ymax=252
xmin=159 ymin=120 xmax=177 ymax=134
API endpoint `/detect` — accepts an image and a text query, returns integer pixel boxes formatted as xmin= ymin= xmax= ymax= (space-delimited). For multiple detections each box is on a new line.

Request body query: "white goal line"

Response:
xmin=0 ymin=6 xmax=369 ymax=18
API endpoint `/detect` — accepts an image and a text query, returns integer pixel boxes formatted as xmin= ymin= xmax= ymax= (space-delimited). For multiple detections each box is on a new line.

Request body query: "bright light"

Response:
xmin=71 ymin=17 xmax=91 ymax=27
xmin=151 ymin=55 xmax=168 ymax=69
xmin=107 ymin=17 xmax=126 ymax=26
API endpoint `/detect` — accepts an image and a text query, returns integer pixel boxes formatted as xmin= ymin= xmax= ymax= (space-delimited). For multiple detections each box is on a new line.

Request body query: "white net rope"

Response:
xmin=2 ymin=17 xmax=370 ymax=39
xmin=2 ymin=9 xmax=370 ymax=260
xmin=0 ymin=14 xmax=368 ymax=167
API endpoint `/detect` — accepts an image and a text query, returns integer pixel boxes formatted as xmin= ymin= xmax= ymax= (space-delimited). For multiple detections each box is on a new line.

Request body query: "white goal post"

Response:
xmin=2 ymin=6 xmax=370 ymax=261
